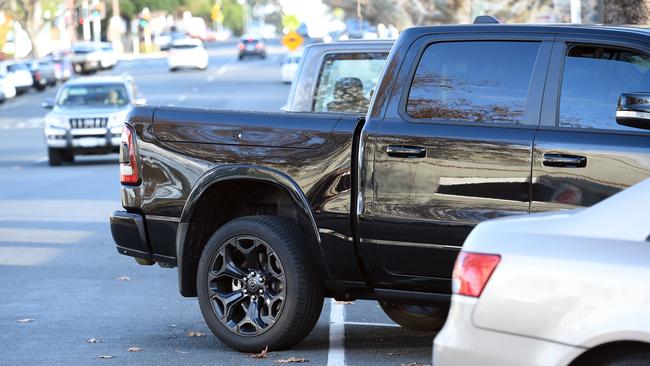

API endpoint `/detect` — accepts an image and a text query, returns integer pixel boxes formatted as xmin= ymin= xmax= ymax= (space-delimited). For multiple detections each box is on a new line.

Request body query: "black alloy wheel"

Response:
xmin=197 ymin=216 xmax=323 ymax=352
xmin=207 ymin=235 xmax=287 ymax=336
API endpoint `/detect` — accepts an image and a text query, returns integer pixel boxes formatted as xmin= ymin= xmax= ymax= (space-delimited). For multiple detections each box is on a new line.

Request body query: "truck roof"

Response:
xmin=303 ymin=40 xmax=395 ymax=52
xmin=403 ymin=23 xmax=650 ymax=41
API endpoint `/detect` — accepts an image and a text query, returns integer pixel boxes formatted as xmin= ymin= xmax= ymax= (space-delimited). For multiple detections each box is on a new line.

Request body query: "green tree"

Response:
xmin=0 ymin=0 xmax=61 ymax=57
xmin=221 ymin=0 xmax=244 ymax=36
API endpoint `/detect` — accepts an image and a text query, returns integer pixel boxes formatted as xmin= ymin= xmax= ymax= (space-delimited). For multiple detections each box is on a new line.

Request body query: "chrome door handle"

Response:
xmin=386 ymin=145 xmax=426 ymax=158
xmin=543 ymin=154 xmax=587 ymax=168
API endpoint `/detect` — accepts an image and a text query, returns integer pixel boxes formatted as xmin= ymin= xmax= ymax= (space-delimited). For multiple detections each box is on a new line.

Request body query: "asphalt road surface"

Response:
xmin=0 ymin=41 xmax=434 ymax=366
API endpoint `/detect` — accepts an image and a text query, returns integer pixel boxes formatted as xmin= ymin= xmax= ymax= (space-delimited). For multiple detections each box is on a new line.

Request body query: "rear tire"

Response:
xmin=48 ymin=148 xmax=63 ymax=166
xmin=379 ymin=300 xmax=448 ymax=331
xmin=197 ymin=216 xmax=324 ymax=352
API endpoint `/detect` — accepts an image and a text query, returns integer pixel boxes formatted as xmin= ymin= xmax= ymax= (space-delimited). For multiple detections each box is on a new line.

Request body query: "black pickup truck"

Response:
xmin=110 ymin=22 xmax=650 ymax=352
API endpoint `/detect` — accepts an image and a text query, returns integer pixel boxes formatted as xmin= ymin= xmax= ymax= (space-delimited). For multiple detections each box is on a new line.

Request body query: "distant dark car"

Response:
xmin=46 ymin=51 xmax=75 ymax=81
xmin=29 ymin=59 xmax=57 ymax=90
xmin=238 ymin=35 xmax=266 ymax=60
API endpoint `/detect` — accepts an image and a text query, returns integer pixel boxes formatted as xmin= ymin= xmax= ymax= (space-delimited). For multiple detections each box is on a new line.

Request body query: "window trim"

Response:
xmin=543 ymin=39 xmax=650 ymax=136
xmin=310 ymin=50 xmax=390 ymax=113
xmin=397 ymin=37 xmax=553 ymax=129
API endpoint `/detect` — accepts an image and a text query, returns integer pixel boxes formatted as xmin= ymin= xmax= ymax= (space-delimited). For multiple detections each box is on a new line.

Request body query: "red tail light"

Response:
xmin=452 ymin=252 xmax=500 ymax=297
xmin=238 ymin=43 xmax=245 ymax=50
xmin=119 ymin=125 xmax=140 ymax=185
xmin=34 ymin=71 xmax=42 ymax=80
xmin=255 ymin=43 xmax=264 ymax=50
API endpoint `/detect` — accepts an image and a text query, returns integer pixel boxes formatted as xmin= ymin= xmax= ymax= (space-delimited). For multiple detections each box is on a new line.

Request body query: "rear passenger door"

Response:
xmin=532 ymin=37 xmax=650 ymax=212
xmin=363 ymin=34 xmax=553 ymax=293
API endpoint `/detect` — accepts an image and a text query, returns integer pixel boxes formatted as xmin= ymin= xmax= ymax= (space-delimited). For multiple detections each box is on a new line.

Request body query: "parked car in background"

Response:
xmin=280 ymin=48 xmax=303 ymax=83
xmin=238 ymin=34 xmax=266 ymax=60
xmin=99 ymin=42 xmax=118 ymax=69
xmin=0 ymin=74 xmax=17 ymax=101
xmin=29 ymin=59 xmax=57 ymax=91
xmin=168 ymin=38 xmax=209 ymax=71
xmin=42 ymin=74 xmax=145 ymax=166
xmin=283 ymin=40 xmax=393 ymax=112
xmin=0 ymin=62 xmax=33 ymax=94
xmin=434 ymin=178 xmax=650 ymax=366
xmin=70 ymin=42 xmax=102 ymax=74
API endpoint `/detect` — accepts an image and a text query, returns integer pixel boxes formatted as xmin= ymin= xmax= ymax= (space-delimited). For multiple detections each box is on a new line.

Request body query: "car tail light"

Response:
xmin=452 ymin=251 xmax=500 ymax=297
xmin=255 ymin=43 xmax=264 ymax=50
xmin=238 ymin=43 xmax=245 ymax=50
xmin=119 ymin=125 xmax=140 ymax=185
xmin=34 ymin=71 xmax=41 ymax=80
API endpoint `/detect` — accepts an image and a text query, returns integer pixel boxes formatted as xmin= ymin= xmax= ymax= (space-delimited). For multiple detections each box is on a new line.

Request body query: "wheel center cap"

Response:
xmin=247 ymin=279 xmax=259 ymax=291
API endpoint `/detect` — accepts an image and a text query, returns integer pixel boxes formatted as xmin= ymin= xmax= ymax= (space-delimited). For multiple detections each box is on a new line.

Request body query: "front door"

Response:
xmin=361 ymin=35 xmax=553 ymax=293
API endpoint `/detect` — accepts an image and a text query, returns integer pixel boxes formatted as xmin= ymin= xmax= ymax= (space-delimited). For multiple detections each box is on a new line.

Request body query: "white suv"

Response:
xmin=42 ymin=74 xmax=145 ymax=166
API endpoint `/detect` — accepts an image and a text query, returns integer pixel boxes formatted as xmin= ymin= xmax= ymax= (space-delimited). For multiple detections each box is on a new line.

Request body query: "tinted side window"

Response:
xmin=407 ymin=41 xmax=540 ymax=125
xmin=312 ymin=52 xmax=388 ymax=113
xmin=559 ymin=45 xmax=650 ymax=131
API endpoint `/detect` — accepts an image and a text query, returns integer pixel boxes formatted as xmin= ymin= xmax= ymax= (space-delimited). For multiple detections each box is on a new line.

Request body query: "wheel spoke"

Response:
xmin=209 ymin=260 xmax=246 ymax=282
xmin=212 ymin=289 xmax=245 ymax=320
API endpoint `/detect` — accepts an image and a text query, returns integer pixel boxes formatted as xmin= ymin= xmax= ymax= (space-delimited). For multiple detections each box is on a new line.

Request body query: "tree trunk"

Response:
xmin=603 ymin=0 xmax=650 ymax=24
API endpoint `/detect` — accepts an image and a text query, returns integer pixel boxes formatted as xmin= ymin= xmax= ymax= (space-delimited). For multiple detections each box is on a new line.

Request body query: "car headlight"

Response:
xmin=109 ymin=110 xmax=129 ymax=128
xmin=45 ymin=114 xmax=68 ymax=128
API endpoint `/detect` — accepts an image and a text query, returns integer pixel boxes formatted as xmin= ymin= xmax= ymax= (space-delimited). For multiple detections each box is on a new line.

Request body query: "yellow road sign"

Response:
xmin=282 ymin=31 xmax=304 ymax=51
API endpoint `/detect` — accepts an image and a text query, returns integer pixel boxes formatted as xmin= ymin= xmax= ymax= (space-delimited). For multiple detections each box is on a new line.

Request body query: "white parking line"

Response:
xmin=327 ymin=298 xmax=346 ymax=366
xmin=344 ymin=321 xmax=400 ymax=328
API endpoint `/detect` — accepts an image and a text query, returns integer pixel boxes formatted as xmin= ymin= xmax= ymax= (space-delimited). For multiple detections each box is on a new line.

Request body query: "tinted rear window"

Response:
xmin=406 ymin=41 xmax=540 ymax=125
xmin=172 ymin=44 xmax=198 ymax=49
xmin=8 ymin=64 xmax=28 ymax=72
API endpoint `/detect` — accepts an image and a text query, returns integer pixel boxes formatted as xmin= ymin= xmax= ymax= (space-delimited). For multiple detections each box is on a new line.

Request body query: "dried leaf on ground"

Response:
xmin=115 ymin=276 xmax=131 ymax=281
xmin=16 ymin=318 xmax=34 ymax=323
xmin=186 ymin=331 xmax=205 ymax=337
xmin=98 ymin=355 xmax=113 ymax=359
xmin=274 ymin=357 xmax=309 ymax=364
xmin=334 ymin=300 xmax=355 ymax=305
xmin=128 ymin=347 xmax=142 ymax=352
xmin=87 ymin=338 xmax=100 ymax=344
xmin=249 ymin=346 xmax=270 ymax=359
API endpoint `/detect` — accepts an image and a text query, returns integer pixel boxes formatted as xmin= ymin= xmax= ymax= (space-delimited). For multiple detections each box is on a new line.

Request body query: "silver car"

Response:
xmin=434 ymin=178 xmax=650 ymax=366
xmin=42 ymin=74 xmax=145 ymax=166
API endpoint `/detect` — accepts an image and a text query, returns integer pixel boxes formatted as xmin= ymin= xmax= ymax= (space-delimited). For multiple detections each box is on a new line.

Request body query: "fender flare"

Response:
xmin=176 ymin=164 xmax=327 ymax=296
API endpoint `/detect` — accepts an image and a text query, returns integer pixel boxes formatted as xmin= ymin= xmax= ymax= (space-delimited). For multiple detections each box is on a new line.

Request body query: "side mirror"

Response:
xmin=134 ymin=98 xmax=147 ymax=106
xmin=42 ymin=99 xmax=54 ymax=109
xmin=616 ymin=92 xmax=650 ymax=130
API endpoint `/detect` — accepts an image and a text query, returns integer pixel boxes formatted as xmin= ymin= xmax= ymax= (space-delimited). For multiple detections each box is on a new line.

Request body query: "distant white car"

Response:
xmin=99 ymin=42 xmax=118 ymax=69
xmin=280 ymin=49 xmax=303 ymax=84
xmin=433 ymin=179 xmax=650 ymax=366
xmin=0 ymin=62 xmax=33 ymax=94
xmin=0 ymin=74 xmax=17 ymax=101
xmin=168 ymin=38 xmax=209 ymax=71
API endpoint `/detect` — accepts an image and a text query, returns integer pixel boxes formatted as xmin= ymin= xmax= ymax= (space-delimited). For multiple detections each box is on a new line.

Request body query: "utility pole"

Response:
xmin=109 ymin=0 xmax=124 ymax=53
xmin=570 ymin=0 xmax=582 ymax=23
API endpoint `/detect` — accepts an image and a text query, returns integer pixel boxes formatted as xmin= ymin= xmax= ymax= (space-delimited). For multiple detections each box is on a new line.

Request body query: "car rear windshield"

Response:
xmin=57 ymin=84 xmax=129 ymax=108
xmin=7 ymin=64 xmax=28 ymax=72
xmin=172 ymin=44 xmax=198 ymax=49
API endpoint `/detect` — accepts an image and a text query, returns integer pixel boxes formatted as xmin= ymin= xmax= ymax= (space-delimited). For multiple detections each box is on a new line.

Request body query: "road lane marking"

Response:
xmin=34 ymin=156 xmax=48 ymax=164
xmin=207 ymin=76 xmax=214 ymax=82
xmin=327 ymin=298 xmax=346 ymax=366
xmin=343 ymin=321 xmax=400 ymax=328
xmin=178 ymin=94 xmax=187 ymax=102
